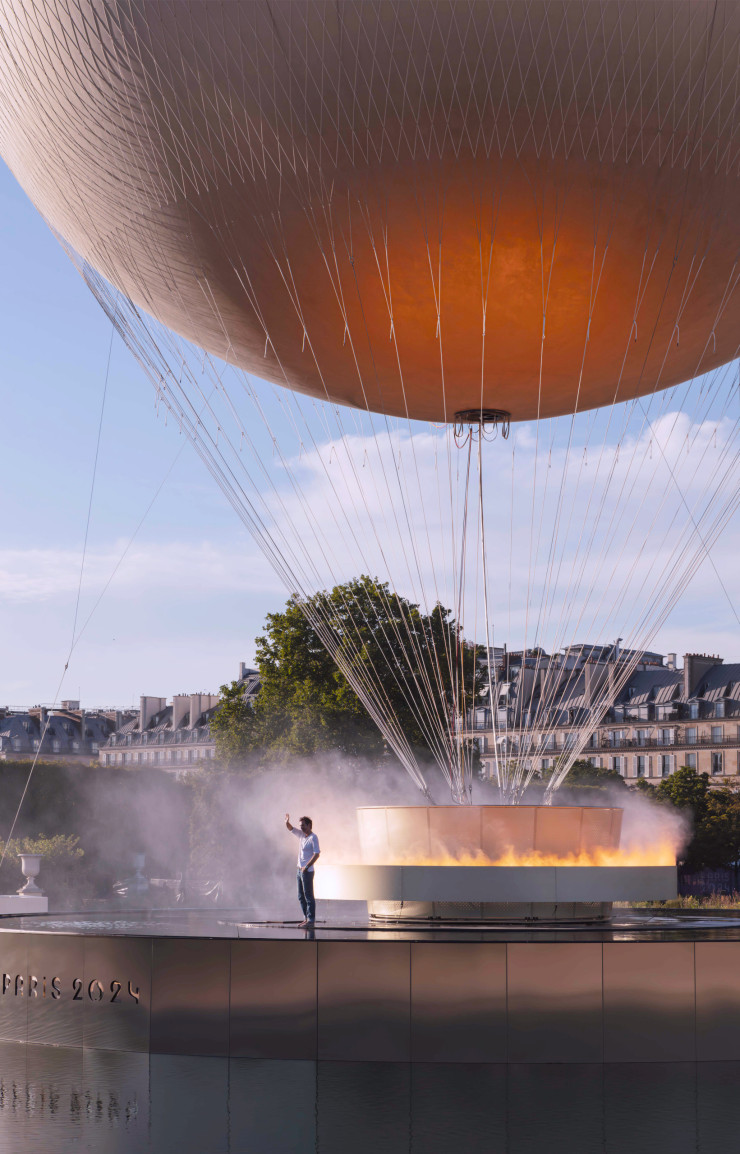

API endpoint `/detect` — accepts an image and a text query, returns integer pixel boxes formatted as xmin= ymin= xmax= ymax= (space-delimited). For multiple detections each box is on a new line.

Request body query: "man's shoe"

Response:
xmin=297 ymin=919 xmax=308 ymax=927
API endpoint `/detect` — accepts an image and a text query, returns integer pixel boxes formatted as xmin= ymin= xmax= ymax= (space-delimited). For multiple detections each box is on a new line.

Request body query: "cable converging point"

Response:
xmin=453 ymin=409 xmax=511 ymax=445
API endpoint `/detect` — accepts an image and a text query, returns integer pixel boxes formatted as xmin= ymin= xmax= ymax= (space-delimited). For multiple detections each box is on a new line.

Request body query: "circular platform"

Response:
xmin=1 ymin=909 xmax=740 ymax=1064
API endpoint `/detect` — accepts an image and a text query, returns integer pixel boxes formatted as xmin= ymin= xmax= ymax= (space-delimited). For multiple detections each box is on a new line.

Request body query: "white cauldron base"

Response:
xmin=367 ymin=899 xmax=612 ymax=922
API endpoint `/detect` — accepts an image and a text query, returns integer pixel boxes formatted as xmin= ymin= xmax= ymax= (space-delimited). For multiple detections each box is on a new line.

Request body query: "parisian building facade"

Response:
xmin=471 ymin=647 xmax=740 ymax=786
xmin=0 ymin=701 xmax=119 ymax=764
xmin=0 ymin=664 xmax=259 ymax=773
xmin=100 ymin=663 xmax=260 ymax=774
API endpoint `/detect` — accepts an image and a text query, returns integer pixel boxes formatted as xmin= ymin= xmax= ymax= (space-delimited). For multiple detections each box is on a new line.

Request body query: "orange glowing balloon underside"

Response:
xmin=1 ymin=1 xmax=738 ymax=423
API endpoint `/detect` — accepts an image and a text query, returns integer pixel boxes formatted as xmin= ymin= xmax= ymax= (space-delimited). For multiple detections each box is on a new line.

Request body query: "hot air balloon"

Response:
xmin=1 ymin=0 xmax=738 ymax=801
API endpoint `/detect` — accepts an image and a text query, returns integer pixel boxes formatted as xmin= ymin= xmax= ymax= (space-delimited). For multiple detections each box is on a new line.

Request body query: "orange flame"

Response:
xmin=365 ymin=842 xmax=677 ymax=868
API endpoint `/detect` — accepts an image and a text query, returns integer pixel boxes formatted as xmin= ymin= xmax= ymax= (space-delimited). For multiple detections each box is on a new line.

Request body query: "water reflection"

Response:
xmin=1 ymin=1042 xmax=739 ymax=1153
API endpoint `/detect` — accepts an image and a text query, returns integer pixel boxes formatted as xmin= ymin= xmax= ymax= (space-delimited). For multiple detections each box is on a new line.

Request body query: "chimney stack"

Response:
xmin=189 ymin=694 xmax=203 ymax=729
xmin=172 ymin=695 xmax=190 ymax=730
xmin=683 ymin=653 xmax=722 ymax=698
xmin=667 ymin=653 xmax=677 ymax=671
xmin=584 ymin=660 xmax=610 ymax=707
xmin=187 ymin=694 xmax=220 ymax=729
xmin=139 ymin=696 xmax=166 ymax=732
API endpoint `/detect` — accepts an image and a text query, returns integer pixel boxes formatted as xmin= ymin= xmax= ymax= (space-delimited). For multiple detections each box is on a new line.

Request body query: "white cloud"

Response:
xmin=236 ymin=407 xmax=740 ymax=663
xmin=0 ymin=539 xmax=275 ymax=604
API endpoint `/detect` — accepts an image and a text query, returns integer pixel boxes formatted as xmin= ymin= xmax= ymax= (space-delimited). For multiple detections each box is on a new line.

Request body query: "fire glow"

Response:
xmin=374 ymin=841 xmax=678 ymax=869
xmin=344 ymin=803 xmax=688 ymax=880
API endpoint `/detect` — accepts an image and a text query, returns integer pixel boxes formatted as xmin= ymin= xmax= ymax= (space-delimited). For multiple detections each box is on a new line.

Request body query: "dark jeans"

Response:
xmin=297 ymin=869 xmax=316 ymax=922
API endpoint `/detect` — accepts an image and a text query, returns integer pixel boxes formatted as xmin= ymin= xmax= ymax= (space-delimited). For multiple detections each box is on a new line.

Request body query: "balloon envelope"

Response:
xmin=1 ymin=0 xmax=738 ymax=421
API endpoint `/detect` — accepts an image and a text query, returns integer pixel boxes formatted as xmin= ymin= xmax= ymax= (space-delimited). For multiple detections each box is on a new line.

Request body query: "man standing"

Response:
xmin=285 ymin=813 xmax=320 ymax=927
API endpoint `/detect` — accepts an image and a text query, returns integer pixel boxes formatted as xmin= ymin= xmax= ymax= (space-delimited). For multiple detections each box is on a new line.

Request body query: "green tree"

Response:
xmin=629 ymin=777 xmax=657 ymax=797
xmin=209 ymin=680 xmax=259 ymax=768
xmin=211 ymin=575 xmax=483 ymax=768
xmin=647 ymin=766 xmax=740 ymax=871
xmin=690 ymin=788 xmax=740 ymax=869
xmin=656 ymin=765 xmax=710 ymax=823
xmin=543 ymin=758 xmax=628 ymax=797
xmin=562 ymin=758 xmax=627 ymax=790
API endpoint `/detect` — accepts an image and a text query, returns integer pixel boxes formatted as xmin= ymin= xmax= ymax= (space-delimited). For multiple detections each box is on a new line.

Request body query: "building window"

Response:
xmin=636 ymin=755 xmax=646 ymax=777
xmin=684 ymin=753 xmax=697 ymax=769
xmin=660 ymin=728 xmax=673 ymax=745
xmin=52 ymin=740 xmax=61 ymax=753
xmin=715 ymin=700 xmax=726 ymax=718
xmin=612 ymin=756 xmax=622 ymax=774
xmin=637 ymin=729 xmax=648 ymax=746
xmin=686 ymin=727 xmax=697 ymax=745
xmin=541 ymin=759 xmax=550 ymax=770
xmin=689 ymin=702 xmax=699 ymax=719
xmin=711 ymin=726 xmax=723 ymax=744
xmin=711 ymin=751 xmax=723 ymax=775
xmin=660 ymin=754 xmax=672 ymax=777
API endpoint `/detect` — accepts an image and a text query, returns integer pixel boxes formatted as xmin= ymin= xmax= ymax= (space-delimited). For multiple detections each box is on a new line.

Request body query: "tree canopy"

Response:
xmin=547 ymin=758 xmax=628 ymax=796
xmin=211 ymin=575 xmax=483 ymax=769
xmin=655 ymin=765 xmax=711 ymax=823
xmin=632 ymin=766 xmax=740 ymax=871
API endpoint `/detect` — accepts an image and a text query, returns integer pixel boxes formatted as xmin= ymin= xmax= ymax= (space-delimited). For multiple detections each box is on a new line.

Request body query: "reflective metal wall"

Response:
xmin=3 ymin=1042 xmax=740 ymax=1154
xmin=2 ymin=931 xmax=740 ymax=1062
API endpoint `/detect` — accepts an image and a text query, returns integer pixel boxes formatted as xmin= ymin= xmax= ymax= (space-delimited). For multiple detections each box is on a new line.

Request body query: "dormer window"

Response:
xmin=715 ymin=700 xmax=726 ymax=718
xmin=689 ymin=702 xmax=699 ymax=719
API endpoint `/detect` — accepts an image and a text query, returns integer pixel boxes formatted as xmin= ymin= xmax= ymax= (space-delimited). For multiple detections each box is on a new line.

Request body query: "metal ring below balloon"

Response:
xmin=453 ymin=409 xmax=511 ymax=445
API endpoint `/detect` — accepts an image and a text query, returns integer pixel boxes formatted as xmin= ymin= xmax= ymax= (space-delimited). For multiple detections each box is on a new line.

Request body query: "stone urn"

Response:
xmin=17 ymin=853 xmax=44 ymax=896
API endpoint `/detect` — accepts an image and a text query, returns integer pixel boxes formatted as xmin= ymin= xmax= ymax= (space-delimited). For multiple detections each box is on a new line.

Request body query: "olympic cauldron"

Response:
xmin=321 ymin=805 xmax=676 ymax=922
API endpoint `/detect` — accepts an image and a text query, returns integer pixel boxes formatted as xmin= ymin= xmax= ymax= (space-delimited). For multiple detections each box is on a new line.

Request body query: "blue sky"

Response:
xmin=2 ymin=157 xmax=739 ymax=709
xmin=0 ymin=160 xmax=274 ymax=707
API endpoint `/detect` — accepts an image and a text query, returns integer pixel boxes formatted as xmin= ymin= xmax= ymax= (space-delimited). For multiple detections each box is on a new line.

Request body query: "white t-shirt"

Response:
xmin=291 ymin=827 xmax=320 ymax=871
